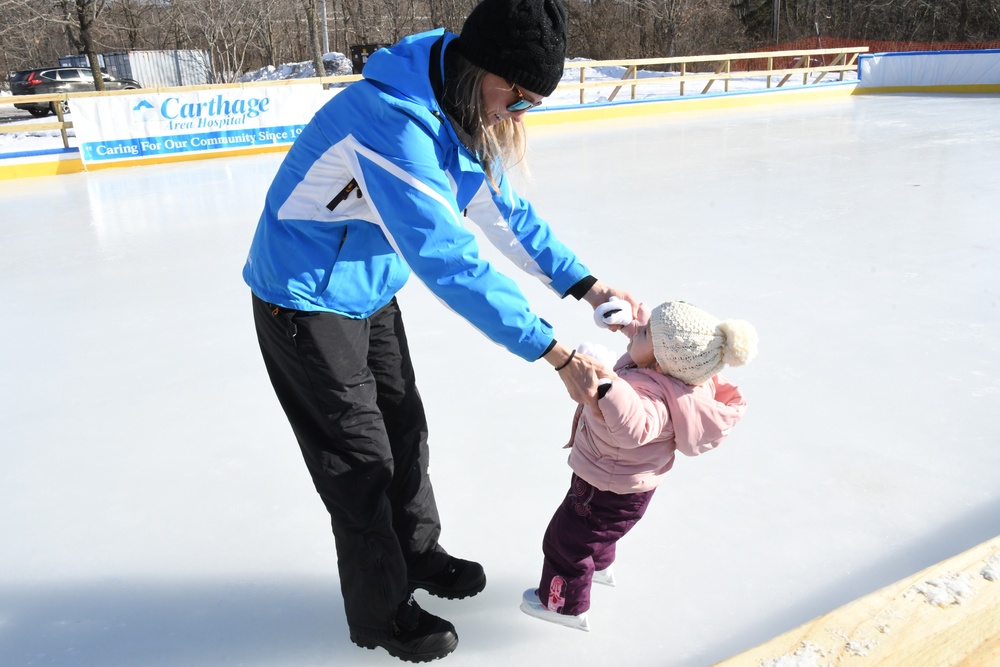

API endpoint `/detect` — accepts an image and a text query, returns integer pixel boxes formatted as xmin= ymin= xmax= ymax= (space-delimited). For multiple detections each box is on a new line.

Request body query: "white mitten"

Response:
xmin=576 ymin=342 xmax=618 ymax=369
xmin=593 ymin=297 xmax=633 ymax=329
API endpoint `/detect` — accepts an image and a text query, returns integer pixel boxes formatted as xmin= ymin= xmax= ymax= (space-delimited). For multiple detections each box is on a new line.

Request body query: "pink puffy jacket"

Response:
xmin=566 ymin=307 xmax=748 ymax=494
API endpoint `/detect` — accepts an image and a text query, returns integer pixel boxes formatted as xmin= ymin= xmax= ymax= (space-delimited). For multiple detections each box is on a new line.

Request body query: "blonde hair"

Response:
xmin=449 ymin=64 xmax=528 ymax=187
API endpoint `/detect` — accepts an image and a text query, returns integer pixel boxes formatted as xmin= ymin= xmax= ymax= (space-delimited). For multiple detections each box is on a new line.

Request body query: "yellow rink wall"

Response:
xmin=0 ymin=81 xmax=856 ymax=182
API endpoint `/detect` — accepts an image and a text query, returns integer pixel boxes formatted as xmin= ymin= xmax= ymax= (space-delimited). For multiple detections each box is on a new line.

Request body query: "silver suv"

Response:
xmin=10 ymin=66 xmax=142 ymax=117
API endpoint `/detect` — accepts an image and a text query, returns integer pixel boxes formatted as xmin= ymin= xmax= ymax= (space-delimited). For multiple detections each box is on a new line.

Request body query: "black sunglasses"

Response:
xmin=506 ymin=84 xmax=543 ymax=112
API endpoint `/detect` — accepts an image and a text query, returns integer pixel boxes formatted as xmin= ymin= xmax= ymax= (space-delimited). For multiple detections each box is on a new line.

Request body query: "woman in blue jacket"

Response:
xmin=244 ymin=0 xmax=637 ymax=660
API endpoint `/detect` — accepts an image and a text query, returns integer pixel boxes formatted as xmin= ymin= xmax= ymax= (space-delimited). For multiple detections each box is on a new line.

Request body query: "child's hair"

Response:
xmin=649 ymin=301 xmax=758 ymax=385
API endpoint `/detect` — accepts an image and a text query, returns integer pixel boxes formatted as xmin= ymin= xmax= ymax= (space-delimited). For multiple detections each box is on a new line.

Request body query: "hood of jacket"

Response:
xmin=568 ymin=359 xmax=747 ymax=494
xmin=657 ymin=370 xmax=746 ymax=455
xmin=361 ymin=29 xmax=468 ymax=152
xmin=609 ymin=361 xmax=747 ymax=456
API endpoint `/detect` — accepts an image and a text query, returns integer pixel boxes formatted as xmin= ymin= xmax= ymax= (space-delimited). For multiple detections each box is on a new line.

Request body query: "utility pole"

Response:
xmin=772 ymin=0 xmax=780 ymax=45
xmin=320 ymin=0 xmax=330 ymax=53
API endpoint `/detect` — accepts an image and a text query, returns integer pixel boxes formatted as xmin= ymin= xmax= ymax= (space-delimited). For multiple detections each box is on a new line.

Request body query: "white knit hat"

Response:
xmin=649 ymin=301 xmax=758 ymax=386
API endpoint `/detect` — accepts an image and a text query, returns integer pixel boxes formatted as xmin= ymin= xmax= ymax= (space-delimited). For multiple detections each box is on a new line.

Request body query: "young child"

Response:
xmin=520 ymin=299 xmax=758 ymax=631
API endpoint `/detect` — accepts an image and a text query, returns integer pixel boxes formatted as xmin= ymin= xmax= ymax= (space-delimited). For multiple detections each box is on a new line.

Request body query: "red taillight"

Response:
xmin=26 ymin=72 xmax=43 ymax=86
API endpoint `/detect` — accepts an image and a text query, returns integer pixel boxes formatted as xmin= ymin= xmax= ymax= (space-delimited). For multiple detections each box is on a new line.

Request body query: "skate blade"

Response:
xmin=519 ymin=588 xmax=590 ymax=632
xmin=593 ymin=566 xmax=616 ymax=587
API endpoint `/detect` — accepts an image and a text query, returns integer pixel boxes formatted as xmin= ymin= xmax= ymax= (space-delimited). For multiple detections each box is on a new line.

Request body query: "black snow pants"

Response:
xmin=251 ymin=293 xmax=447 ymax=635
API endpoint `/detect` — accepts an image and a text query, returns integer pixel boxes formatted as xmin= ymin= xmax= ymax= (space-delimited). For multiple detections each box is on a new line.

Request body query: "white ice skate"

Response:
xmin=520 ymin=588 xmax=590 ymax=632
xmin=593 ymin=565 xmax=616 ymax=587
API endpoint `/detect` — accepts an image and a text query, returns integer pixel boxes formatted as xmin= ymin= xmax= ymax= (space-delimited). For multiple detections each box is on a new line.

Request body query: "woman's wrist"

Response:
xmin=543 ymin=342 xmax=575 ymax=370
xmin=583 ymin=280 xmax=611 ymax=309
xmin=553 ymin=349 xmax=576 ymax=371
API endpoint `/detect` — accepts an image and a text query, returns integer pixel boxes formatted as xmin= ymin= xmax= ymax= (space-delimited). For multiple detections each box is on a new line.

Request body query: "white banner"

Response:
xmin=71 ymin=85 xmax=336 ymax=165
xmin=858 ymin=49 xmax=1000 ymax=89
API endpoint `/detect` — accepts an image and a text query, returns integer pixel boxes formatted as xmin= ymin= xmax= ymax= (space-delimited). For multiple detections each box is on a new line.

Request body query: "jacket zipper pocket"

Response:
xmin=326 ymin=178 xmax=362 ymax=211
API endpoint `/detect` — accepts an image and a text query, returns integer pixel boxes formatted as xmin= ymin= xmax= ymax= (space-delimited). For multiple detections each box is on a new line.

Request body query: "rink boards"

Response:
xmin=0 ymin=82 xmax=854 ymax=181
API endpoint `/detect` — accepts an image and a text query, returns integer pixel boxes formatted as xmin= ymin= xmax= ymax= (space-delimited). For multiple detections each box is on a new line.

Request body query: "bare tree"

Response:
xmin=373 ymin=0 xmax=419 ymax=43
xmin=77 ymin=0 xmax=102 ymax=87
xmin=739 ymin=0 xmax=1000 ymax=43
xmin=0 ymin=0 xmax=116 ymax=88
xmin=303 ymin=0 xmax=326 ymax=75
xmin=566 ymin=0 xmax=746 ymax=60
xmin=0 ymin=0 xmax=55 ymax=76
xmin=103 ymin=0 xmax=161 ymax=50
xmin=428 ymin=0 xmax=474 ymax=32
xmin=175 ymin=0 xmax=270 ymax=81
xmin=2 ymin=0 xmax=999 ymax=88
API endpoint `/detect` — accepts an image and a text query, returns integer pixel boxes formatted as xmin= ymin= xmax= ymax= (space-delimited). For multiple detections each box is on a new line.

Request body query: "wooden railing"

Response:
xmin=1 ymin=92 xmax=76 ymax=149
xmin=0 ymin=45 xmax=867 ymax=151
xmin=559 ymin=46 xmax=868 ymax=104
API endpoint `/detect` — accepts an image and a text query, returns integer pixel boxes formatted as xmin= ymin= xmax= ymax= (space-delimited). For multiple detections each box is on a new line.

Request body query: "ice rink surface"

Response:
xmin=2 ymin=93 xmax=999 ymax=666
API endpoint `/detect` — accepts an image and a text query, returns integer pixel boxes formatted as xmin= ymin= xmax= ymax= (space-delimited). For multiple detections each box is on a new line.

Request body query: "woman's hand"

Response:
xmin=544 ymin=342 xmax=603 ymax=415
xmin=583 ymin=280 xmax=641 ymax=332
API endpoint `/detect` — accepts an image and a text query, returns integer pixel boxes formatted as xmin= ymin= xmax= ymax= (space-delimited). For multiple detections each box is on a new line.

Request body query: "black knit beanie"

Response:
xmin=455 ymin=0 xmax=567 ymax=97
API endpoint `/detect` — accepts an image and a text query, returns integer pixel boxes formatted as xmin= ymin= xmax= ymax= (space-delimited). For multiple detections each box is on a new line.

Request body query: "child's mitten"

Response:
xmin=593 ymin=296 xmax=633 ymax=329
xmin=576 ymin=342 xmax=618 ymax=369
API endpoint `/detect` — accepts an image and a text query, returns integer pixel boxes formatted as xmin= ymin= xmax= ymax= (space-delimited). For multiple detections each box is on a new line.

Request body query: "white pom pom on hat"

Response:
xmin=649 ymin=301 xmax=758 ymax=386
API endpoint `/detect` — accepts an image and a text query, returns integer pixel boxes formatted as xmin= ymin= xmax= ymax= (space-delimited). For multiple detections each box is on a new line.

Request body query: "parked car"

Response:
xmin=10 ymin=67 xmax=142 ymax=117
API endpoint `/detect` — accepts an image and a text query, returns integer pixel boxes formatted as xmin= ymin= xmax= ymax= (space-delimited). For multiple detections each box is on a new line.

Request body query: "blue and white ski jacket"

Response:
xmin=242 ymin=29 xmax=591 ymax=362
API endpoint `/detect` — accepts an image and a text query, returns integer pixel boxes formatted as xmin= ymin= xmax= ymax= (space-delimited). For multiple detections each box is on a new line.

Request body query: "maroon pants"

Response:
xmin=538 ymin=474 xmax=655 ymax=615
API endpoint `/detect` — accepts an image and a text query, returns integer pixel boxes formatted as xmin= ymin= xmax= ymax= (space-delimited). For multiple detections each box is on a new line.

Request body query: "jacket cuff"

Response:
xmin=597 ymin=379 xmax=613 ymax=399
xmin=565 ymin=275 xmax=598 ymax=300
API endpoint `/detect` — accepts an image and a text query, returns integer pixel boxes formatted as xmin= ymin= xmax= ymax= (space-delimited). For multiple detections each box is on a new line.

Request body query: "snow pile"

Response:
xmin=236 ymin=52 xmax=354 ymax=82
